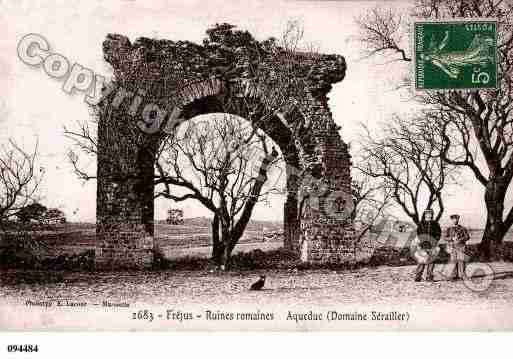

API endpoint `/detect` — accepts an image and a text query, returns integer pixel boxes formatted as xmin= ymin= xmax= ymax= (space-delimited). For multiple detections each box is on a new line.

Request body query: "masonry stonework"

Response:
xmin=95 ymin=24 xmax=355 ymax=269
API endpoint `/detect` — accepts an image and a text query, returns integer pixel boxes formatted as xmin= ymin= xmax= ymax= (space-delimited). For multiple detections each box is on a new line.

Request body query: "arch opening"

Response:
xmin=156 ymin=92 xmax=304 ymax=255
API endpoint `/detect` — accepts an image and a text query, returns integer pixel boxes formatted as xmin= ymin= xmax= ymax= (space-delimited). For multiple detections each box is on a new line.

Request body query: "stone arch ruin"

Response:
xmin=95 ymin=24 xmax=354 ymax=269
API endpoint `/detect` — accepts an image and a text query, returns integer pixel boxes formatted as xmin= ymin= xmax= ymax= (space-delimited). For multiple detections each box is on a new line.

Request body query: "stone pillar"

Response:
xmin=95 ymin=112 xmax=155 ymax=270
xmin=298 ymin=100 xmax=356 ymax=264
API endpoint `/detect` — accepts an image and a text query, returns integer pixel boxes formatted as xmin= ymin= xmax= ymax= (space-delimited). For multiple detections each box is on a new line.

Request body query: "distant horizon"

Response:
xmin=64 ymin=216 xmax=502 ymax=232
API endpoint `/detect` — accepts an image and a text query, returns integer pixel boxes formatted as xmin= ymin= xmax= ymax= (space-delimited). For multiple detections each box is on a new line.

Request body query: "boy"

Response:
xmin=445 ymin=214 xmax=470 ymax=280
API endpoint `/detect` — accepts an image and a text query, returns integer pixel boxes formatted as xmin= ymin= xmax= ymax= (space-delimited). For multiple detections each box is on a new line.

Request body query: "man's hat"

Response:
xmin=450 ymin=214 xmax=460 ymax=219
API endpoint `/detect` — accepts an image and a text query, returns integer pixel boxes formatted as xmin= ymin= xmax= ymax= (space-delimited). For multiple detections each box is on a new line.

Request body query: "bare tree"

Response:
xmin=351 ymin=168 xmax=393 ymax=240
xmin=358 ymin=115 xmax=456 ymax=225
xmin=356 ymin=0 xmax=513 ymax=259
xmin=155 ymin=114 xmax=283 ymax=268
xmin=420 ymin=104 xmax=513 ymax=258
xmin=356 ymin=7 xmax=410 ymax=62
xmin=0 ymin=139 xmax=41 ymax=226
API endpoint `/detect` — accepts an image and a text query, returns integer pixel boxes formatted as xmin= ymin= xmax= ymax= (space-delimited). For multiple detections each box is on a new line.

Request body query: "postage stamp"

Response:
xmin=413 ymin=19 xmax=498 ymax=91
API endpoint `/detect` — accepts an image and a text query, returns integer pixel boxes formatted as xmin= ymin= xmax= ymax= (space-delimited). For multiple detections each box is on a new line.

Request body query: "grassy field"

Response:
xmin=2 ymin=221 xmax=512 ymax=263
xmin=0 ymin=221 xmax=284 ymax=261
xmin=22 ymin=221 xmax=279 ymax=243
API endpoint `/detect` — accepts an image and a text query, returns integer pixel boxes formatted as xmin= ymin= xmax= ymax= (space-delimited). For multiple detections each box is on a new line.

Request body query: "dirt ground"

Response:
xmin=2 ymin=261 xmax=513 ymax=330
xmin=1 ymin=261 xmax=512 ymax=306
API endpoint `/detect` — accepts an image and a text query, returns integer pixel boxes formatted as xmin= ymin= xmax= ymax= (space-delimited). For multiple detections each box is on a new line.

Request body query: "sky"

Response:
xmin=0 ymin=0 xmax=507 ymax=227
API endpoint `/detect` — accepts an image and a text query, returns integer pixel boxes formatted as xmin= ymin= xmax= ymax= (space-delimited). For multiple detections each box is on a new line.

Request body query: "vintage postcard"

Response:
xmin=1 ymin=0 xmax=513 ymax=335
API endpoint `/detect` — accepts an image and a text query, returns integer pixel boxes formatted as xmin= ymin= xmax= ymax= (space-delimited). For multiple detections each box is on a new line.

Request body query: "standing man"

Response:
xmin=445 ymin=214 xmax=470 ymax=280
xmin=412 ymin=209 xmax=442 ymax=282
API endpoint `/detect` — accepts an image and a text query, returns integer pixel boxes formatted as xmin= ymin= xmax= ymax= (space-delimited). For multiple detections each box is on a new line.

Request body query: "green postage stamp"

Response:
xmin=414 ymin=19 xmax=498 ymax=90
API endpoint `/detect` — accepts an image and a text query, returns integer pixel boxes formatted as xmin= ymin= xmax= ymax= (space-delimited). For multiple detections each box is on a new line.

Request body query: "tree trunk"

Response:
xmin=219 ymin=243 xmax=233 ymax=269
xmin=480 ymin=181 xmax=508 ymax=260
xmin=284 ymin=169 xmax=300 ymax=252
xmin=216 ymin=224 xmax=244 ymax=270
xmin=480 ymin=214 xmax=507 ymax=261
xmin=211 ymin=214 xmax=225 ymax=265
xmin=216 ymin=222 xmax=231 ymax=270
xmin=284 ymin=193 xmax=300 ymax=252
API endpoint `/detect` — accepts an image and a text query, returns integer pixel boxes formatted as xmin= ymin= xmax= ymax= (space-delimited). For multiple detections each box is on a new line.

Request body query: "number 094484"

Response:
xmin=7 ymin=345 xmax=39 ymax=353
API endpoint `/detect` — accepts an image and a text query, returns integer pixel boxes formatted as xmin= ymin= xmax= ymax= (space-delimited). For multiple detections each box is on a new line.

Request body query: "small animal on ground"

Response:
xmin=250 ymin=275 xmax=266 ymax=290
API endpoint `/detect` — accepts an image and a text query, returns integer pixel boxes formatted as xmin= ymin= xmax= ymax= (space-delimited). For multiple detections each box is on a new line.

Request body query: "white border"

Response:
xmin=1 ymin=333 xmax=511 ymax=359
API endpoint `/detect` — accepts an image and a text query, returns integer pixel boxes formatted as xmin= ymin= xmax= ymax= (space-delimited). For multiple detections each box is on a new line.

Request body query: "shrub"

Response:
xmin=0 ymin=231 xmax=48 ymax=269
xmin=0 ymin=232 xmax=94 ymax=271
xmin=39 ymin=250 xmax=95 ymax=271
xmin=229 ymin=248 xmax=300 ymax=270
xmin=160 ymin=255 xmax=211 ymax=271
